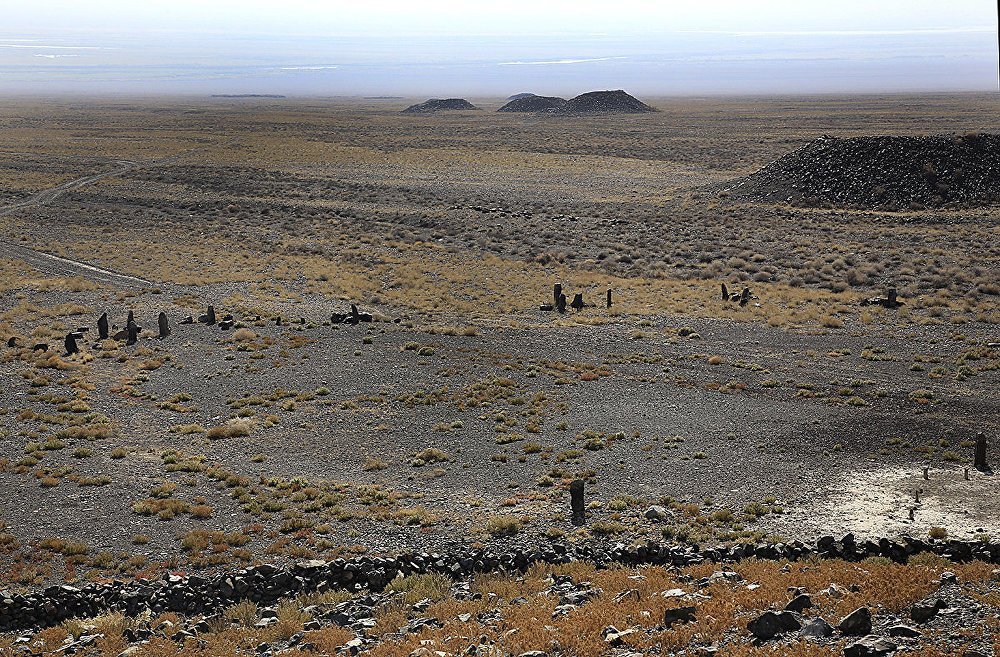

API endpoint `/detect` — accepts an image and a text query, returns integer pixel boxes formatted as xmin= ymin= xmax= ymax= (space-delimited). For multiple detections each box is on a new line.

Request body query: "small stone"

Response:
xmin=800 ymin=618 xmax=834 ymax=638
xmin=645 ymin=505 xmax=672 ymax=521
xmin=888 ymin=625 xmax=921 ymax=638
xmin=748 ymin=611 xmax=800 ymax=640
xmin=663 ymin=606 xmax=697 ymax=628
xmin=910 ymin=600 xmax=944 ymax=624
xmin=843 ymin=636 xmax=897 ymax=657
xmin=785 ymin=594 xmax=812 ymax=613
xmin=603 ymin=628 xmax=637 ymax=646
xmin=940 ymin=571 xmax=958 ymax=584
xmin=838 ymin=607 xmax=872 ymax=636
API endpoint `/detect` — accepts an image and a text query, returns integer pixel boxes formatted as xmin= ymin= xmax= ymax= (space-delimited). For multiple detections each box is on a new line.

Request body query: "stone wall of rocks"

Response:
xmin=2 ymin=535 xmax=999 ymax=632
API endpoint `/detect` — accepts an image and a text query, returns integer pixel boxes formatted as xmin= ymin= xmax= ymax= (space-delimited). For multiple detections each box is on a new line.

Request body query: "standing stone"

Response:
xmin=158 ymin=312 xmax=170 ymax=338
xmin=887 ymin=288 xmax=898 ymax=307
xmin=97 ymin=313 xmax=109 ymax=339
xmin=553 ymin=283 xmax=562 ymax=306
xmin=206 ymin=306 xmax=216 ymax=325
xmin=556 ymin=293 xmax=567 ymax=314
xmin=570 ymin=479 xmax=585 ymax=526
xmin=126 ymin=320 xmax=138 ymax=346
xmin=64 ymin=333 xmax=79 ymax=355
xmin=126 ymin=310 xmax=134 ymax=326
xmin=739 ymin=287 xmax=751 ymax=306
xmin=606 ymin=289 xmax=612 ymax=308
xmin=974 ymin=432 xmax=988 ymax=471
xmin=570 ymin=293 xmax=584 ymax=311
xmin=721 ymin=283 xmax=729 ymax=301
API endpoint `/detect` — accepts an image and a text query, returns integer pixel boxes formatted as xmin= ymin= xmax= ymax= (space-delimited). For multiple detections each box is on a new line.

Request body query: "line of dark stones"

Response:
xmin=2 ymin=535 xmax=998 ymax=633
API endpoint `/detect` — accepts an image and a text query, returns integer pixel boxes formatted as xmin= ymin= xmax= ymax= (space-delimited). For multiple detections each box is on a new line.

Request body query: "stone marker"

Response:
xmin=553 ymin=283 xmax=562 ymax=306
xmin=180 ymin=315 xmax=193 ymax=325
xmin=97 ymin=312 xmax=109 ymax=339
xmin=570 ymin=479 xmax=585 ymax=526
xmin=158 ymin=312 xmax=170 ymax=338
xmin=975 ymin=432 xmax=988 ymax=471
xmin=887 ymin=288 xmax=898 ymax=307
xmin=6 ymin=337 xmax=16 ymax=347
xmin=739 ymin=287 xmax=751 ymax=307
xmin=207 ymin=306 xmax=216 ymax=325
xmin=570 ymin=293 xmax=585 ymax=311
xmin=126 ymin=320 xmax=138 ymax=346
xmin=606 ymin=289 xmax=612 ymax=308
xmin=126 ymin=310 xmax=134 ymax=326
xmin=556 ymin=293 xmax=567 ymax=313
xmin=64 ymin=333 xmax=79 ymax=355
xmin=721 ymin=283 xmax=729 ymax=301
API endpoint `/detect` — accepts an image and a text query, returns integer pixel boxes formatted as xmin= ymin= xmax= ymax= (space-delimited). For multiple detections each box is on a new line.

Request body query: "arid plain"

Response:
xmin=0 ymin=94 xmax=997 ymax=656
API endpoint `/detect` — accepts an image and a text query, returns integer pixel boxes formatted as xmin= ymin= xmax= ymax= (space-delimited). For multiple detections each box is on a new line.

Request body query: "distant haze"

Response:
xmin=1 ymin=0 xmax=996 ymax=95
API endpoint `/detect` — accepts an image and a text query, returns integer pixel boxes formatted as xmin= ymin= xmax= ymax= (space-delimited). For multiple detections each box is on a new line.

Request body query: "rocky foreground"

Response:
xmin=2 ymin=535 xmax=999 ymax=656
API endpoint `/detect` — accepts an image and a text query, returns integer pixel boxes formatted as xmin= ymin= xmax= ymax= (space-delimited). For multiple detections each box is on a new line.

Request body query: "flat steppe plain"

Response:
xmin=0 ymin=94 xmax=996 ymax=589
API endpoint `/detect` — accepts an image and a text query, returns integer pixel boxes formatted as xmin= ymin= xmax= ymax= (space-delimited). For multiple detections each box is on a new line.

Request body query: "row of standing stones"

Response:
xmin=6 ymin=302 xmax=380 ymax=356
xmin=2 ymin=535 xmax=1000 ymax=633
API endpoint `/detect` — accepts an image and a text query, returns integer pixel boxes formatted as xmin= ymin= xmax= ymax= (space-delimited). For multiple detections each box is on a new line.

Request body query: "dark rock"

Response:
xmin=843 ymin=636 xmax=897 ymax=657
xmin=910 ymin=599 xmax=946 ymax=623
xmin=800 ymin=618 xmax=834 ymax=638
xmin=747 ymin=611 xmax=800 ymax=640
xmin=887 ymin=625 xmax=921 ymax=638
xmin=839 ymin=607 xmax=872 ymax=636
xmin=785 ymin=593 xmax=812 ymax=613
xmin=663 ymin=605 xmax=697 ymax=628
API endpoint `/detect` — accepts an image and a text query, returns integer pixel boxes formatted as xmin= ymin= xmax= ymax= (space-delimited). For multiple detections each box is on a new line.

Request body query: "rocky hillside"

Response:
xmin=401 ymin=98 xmax=479 ymax=114
xmin=726 ymin=133 xmax=1000 ymax=210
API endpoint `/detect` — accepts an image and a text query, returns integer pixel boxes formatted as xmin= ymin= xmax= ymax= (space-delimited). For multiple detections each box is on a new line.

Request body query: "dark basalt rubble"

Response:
xmin=2 ymin=534 xmax=998 ymax=632
xmin=726 ymin=133 xmax=1000 ymax=210
xmin=560 ymin=89 xmax=657 ymax=114
xmin=401 ymin=98 xmax=479 ymax=113
xmin=498 ymin=94 xmax=567 ymax=113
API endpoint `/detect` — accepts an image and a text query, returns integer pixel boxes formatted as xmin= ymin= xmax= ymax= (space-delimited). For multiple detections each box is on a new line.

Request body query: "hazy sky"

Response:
xmin=1 ymin=1 xmax=996 ymax=95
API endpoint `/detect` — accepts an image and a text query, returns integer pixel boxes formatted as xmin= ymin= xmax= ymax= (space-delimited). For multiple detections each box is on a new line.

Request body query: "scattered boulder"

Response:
xmin=32 ymin=343 xmax=48 ymax=352
xmin=662 ymin=606 xmax=697 ymax=628
xmin=199 ymin=306 xmax=217 ymax=325
xmin=887 ymin=625 xmax=920 ymax=638
xmin=800 ymin=618 xmax=834 ymax=638
xmin=747 ymin=610 xmax=800 ymax=640
xmin=402 ymin=99 xmax=478 ymax=114
xmin=843 ymin=636 xmax=897 ymax=657
xmin=644 ymin=505 xmax=672 ymax=521
xmin=839 ymin=607 xmax=873 ymax=636
xmin=785 ymin=593 xmax=812 ymax=613
xmin=910 ymin=599 xmax=946 ymax=623
xmin=6 ymin=336 xmax=16 ymax=347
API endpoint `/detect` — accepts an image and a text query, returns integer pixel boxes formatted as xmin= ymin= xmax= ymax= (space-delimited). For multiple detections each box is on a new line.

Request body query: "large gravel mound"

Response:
xmin=402 ymin=98 xmax=479 ymax=113
xmin=561 ymin=90 xmax=657 ymax=114
xmin=727 ymin=133 xmax=1000 ymax=210
xmin=498 ymin=94 xmax=567 ymax=112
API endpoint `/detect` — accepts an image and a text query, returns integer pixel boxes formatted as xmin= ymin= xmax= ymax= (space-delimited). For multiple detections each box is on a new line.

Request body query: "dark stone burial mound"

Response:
xmin=726 ymin=133 xmax=1000 ymax=210
xmin=498 ymin=94 xmax=567 ymax=112
xmin=402 ymin=98 xmax=479 ymax=113
xmin=507 ymin=92 xmax=537 ymax=100
xmin=561 ymin=89 xmax=657 ymax=114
